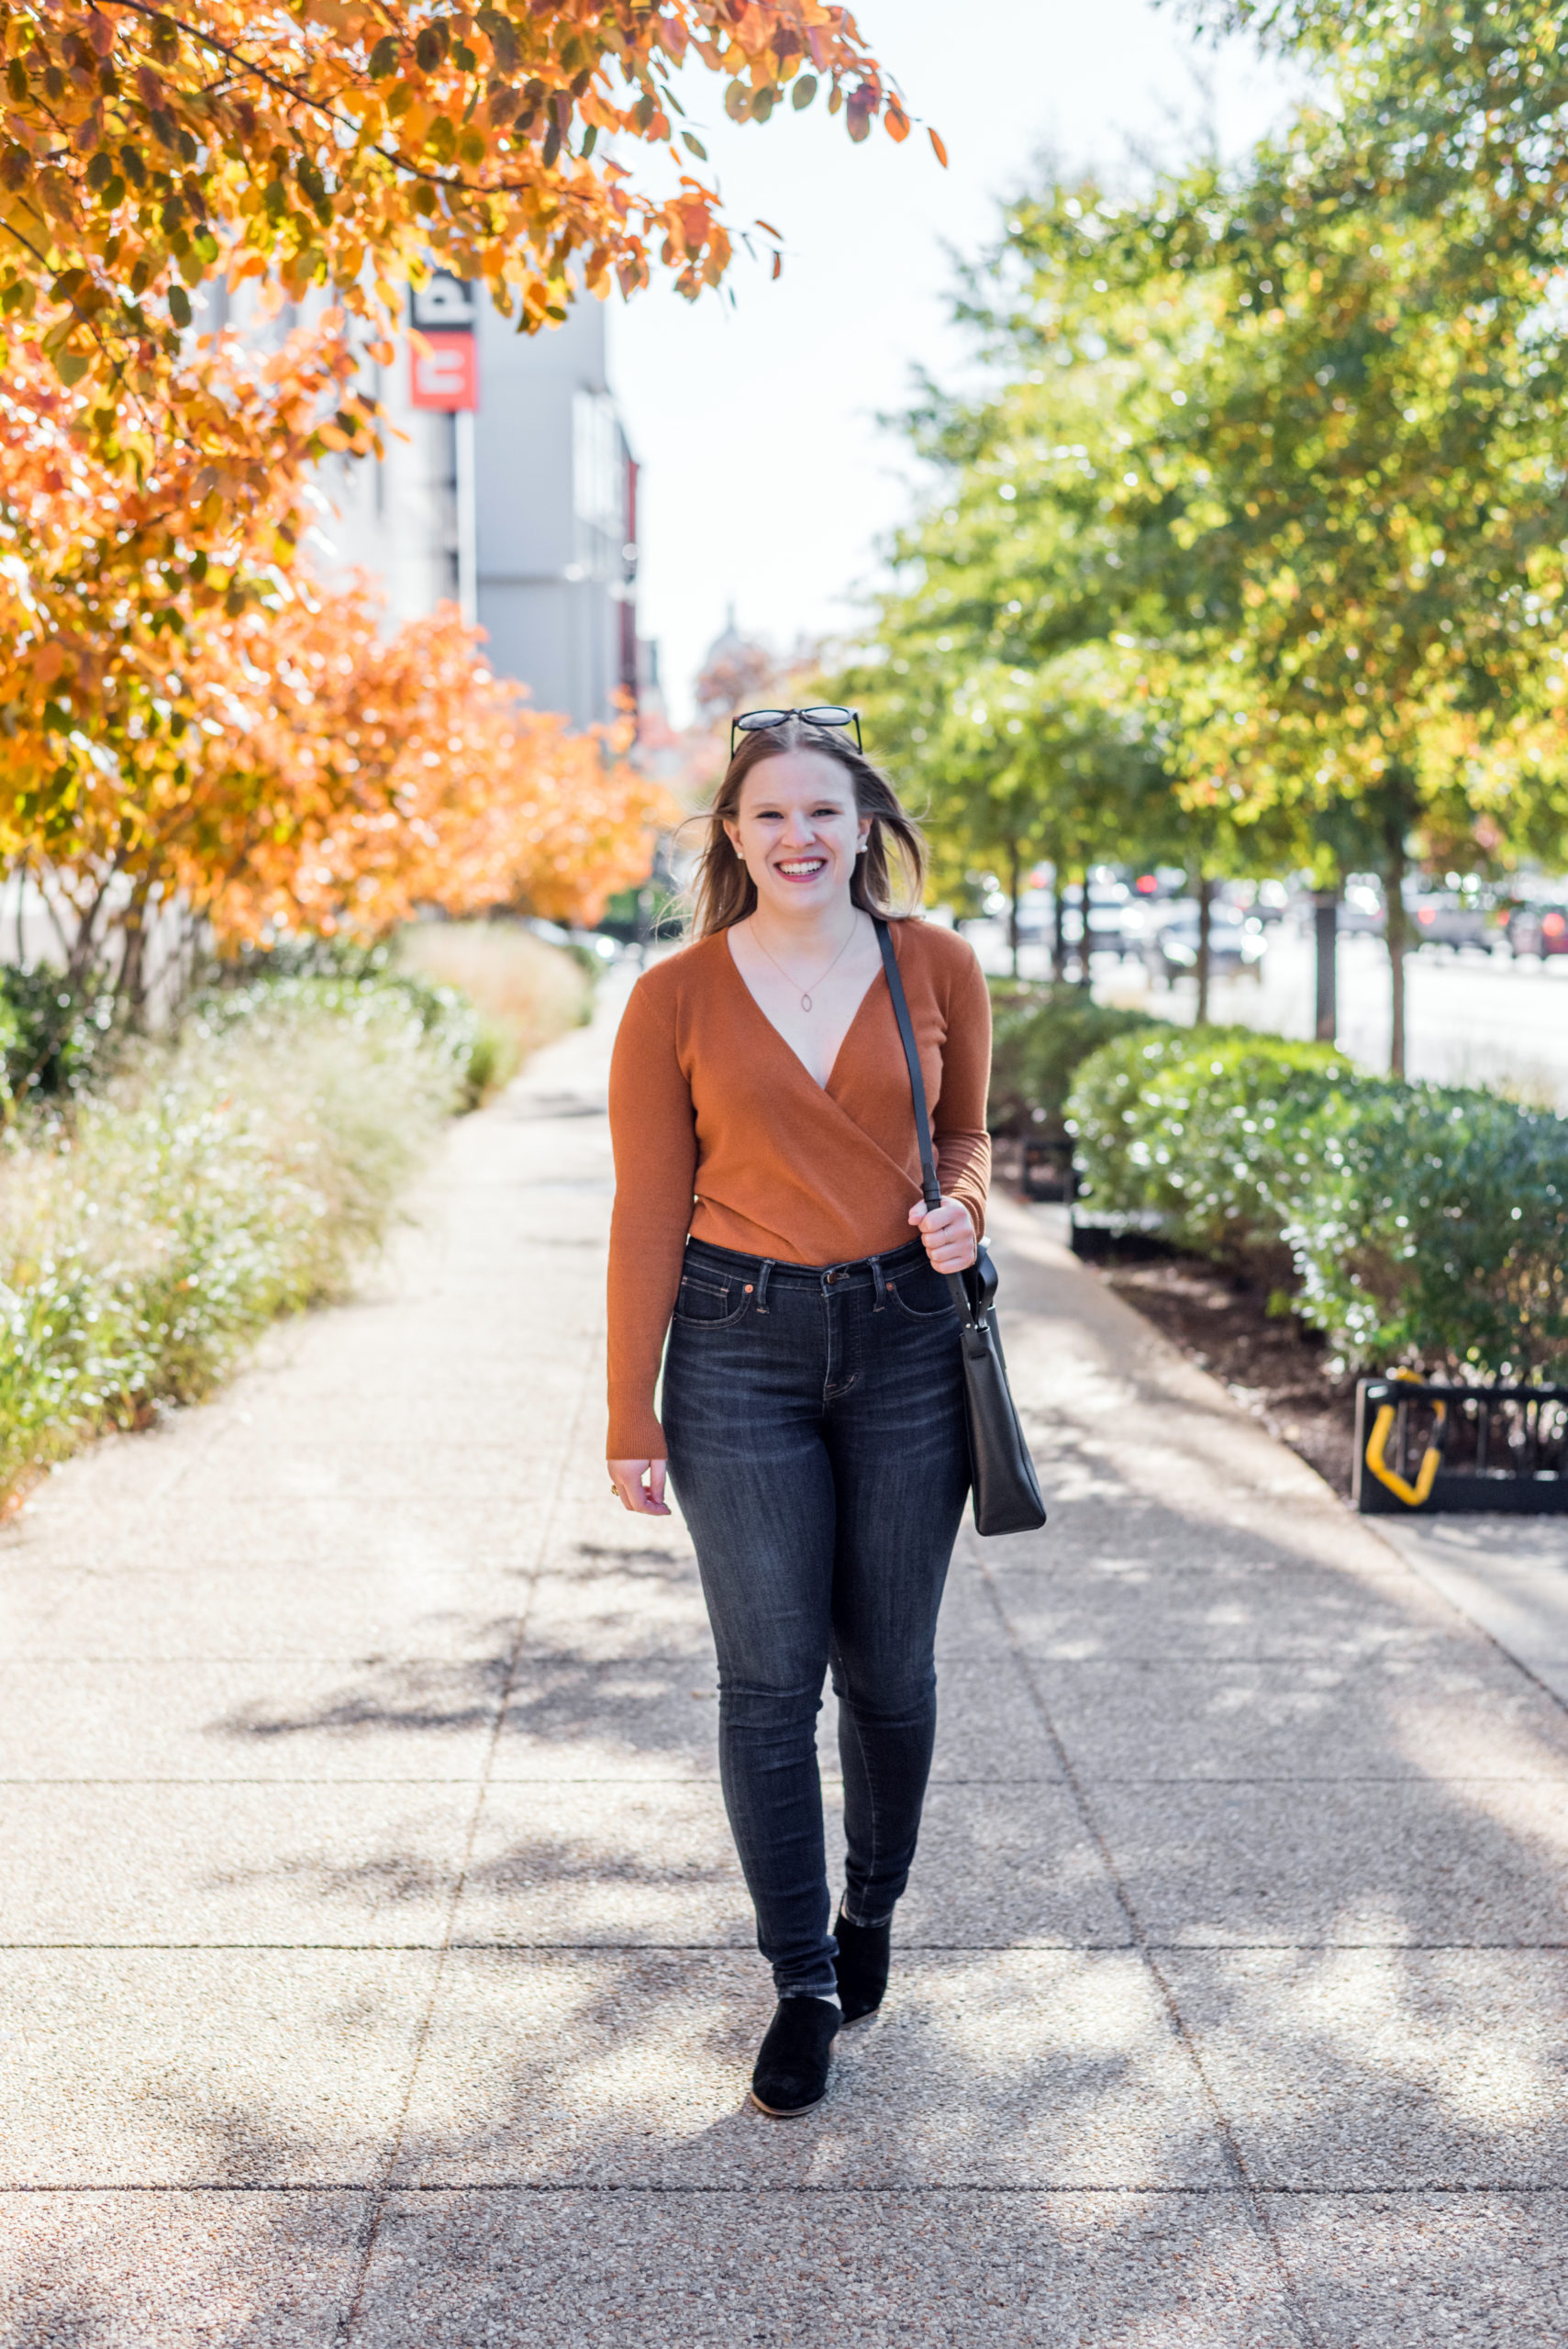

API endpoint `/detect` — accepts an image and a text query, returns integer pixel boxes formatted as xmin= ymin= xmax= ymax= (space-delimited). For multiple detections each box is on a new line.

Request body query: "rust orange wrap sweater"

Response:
xmin=606 ymin=918 xmax=992 ymax=1460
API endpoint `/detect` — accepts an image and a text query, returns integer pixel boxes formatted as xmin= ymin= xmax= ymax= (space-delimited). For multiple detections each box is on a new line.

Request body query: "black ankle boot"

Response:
xmin=750 ymin=1997 xmax=840 ymax=2117
xmin=834 ymin=1909 xmax=891 ymax=2022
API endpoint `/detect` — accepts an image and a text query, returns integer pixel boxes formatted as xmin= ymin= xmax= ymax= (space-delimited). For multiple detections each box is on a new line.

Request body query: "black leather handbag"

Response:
xmin=874 ymin=919 xmax=1047 ymax=1538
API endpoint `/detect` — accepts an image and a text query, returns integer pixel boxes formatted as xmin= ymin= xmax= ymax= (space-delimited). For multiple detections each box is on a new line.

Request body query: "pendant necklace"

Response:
xmin=748 ymin=912 xmax=861 ymax=1012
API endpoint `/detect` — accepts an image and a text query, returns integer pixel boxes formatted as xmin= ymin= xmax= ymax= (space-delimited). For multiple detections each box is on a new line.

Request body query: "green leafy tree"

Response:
xmin=958 ymin=111 xmax=1568 ymax=1066
xmin=831 ymin=256 xmax=1306 ymax=1002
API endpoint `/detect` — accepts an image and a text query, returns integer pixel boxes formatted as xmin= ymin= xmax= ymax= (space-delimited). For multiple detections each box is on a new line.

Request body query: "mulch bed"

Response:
xmin=1091 ymin=1250 xmax=1360 ymax=1499
xmin=993 ymin=1141 xmax=1361 ymax=1499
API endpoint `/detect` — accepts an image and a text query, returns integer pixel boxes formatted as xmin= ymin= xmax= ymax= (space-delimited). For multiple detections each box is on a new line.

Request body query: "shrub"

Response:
xmin=1285 ymin=1085 xmax=1568 ymax=1378
xmin=395 ymin=919 xmax=592 ymax=1100
xmin=1067 ymin=1027 xmax=1366 ymax=1273
xmin=0 ymin=974 xmax=465 ymax=1502
xmin=987 ymin=983 xmax=1164 ymax=1137
xmin=1067 ymin=1023 xmax=1568 ymax=1376
xmin=0 ymin=969 xmax=122 ymax=1109
xmin=212 ymin=935 xmax=489 ymax=1094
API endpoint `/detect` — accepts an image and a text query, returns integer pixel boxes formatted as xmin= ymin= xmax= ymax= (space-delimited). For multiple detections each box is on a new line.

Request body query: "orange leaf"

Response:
xmin=884 ymin=99 xmax=908 ymax=143
xmin=756 ymin=217 xmax=783 ymax=239
xmin=929 ymin=127 xmax=948 ymax=168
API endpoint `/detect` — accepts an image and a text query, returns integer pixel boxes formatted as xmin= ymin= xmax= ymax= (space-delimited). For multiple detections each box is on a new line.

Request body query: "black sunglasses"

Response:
xmin=729 ymin=704 xmax=862 ymax=756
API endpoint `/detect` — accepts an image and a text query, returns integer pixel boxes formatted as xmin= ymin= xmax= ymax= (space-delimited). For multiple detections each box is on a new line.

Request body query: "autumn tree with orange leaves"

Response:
xmin=0 ymin=331 xmax=666 ymax=987
xmin=0 ymin=0 xmax=929 ymax=426
xmin=0 ymin=326 xmax=376 ymax=852
xmin=0 ymin=0 xmax=927 ymax=988
xmin=200 ymin=587 xmax=672 ymax=945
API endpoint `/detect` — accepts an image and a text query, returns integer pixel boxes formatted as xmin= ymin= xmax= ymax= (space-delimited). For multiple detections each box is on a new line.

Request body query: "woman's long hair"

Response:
xmin=684 ymin=717 xmax=929 ymax=940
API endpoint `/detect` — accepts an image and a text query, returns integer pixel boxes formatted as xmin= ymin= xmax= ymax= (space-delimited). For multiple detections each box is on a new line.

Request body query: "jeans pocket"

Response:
xmin=672 ymin=1272 xmax=751 ymax=1329
xmin=885 ymin=1262 xmax=957 ymax=1320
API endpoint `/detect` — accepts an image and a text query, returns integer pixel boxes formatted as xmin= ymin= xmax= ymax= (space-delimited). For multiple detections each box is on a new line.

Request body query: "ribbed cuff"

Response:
xmin=605 ymin=1400 xmax=666 ymax=1463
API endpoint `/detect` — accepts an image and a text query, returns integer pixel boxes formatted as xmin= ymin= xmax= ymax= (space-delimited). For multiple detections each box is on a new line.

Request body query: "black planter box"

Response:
xmin=1353 ymin=1378 xmax=1568 ymax=1514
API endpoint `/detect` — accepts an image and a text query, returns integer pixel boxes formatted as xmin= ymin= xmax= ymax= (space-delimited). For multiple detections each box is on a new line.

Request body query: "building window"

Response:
xmin=573 ymin=391 xmax=624 ymax=538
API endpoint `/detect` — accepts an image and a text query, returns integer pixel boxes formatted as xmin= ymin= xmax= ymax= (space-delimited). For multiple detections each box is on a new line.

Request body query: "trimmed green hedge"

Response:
xmin=1067 ymin=1028 xmax=1372 ymax=1279
xmin=1064 ymin=1026 xmax=1568 ymax=1378
xmin=1284 ymin=1085 xmax=1568 ymax=1379
xmin=987 ymin=983 xmax=1163 ymax=1137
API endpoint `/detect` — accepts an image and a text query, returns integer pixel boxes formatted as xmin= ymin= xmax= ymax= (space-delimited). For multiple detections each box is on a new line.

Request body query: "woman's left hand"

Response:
xmin=908 ymin=1196 xmax=978 ymax=1274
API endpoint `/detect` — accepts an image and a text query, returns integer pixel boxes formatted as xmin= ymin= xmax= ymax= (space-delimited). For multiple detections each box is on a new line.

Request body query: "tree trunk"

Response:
xmin=1006 ymin=839 xmax=1021 ymax=980
xmin=66 ymin=870 xmax=117 ymax=989
xmin=1313 ymin=887 xmax=1340 ymax=1043
xmin=1195 ymin=871 xmax=1213 ymax=1025
xmin=118 ymin=905 xmax=146 ymax=1014
xmin=1383 ymin=822 xmax=1408 ymax=1079
xmin=1072 ymin=868 xmax=1092 ymax=989
xmin=117 ymin=876 xmax=156 ymax=1018
xmin=1051 ymin=864 xmax=1067 ymax=983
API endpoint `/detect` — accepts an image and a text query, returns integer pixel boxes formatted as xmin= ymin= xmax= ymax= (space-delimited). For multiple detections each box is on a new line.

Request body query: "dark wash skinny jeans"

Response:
xmin=663 ymin=1234 xmax=970 ymax=2002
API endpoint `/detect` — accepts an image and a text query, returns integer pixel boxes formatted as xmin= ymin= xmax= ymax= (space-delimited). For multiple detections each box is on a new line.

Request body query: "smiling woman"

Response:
xmin=605 ymin=712 xmax=991 ymax=2121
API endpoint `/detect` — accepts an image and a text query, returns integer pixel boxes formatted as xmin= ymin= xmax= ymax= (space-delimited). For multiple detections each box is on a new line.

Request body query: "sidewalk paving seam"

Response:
xmin=6 ymin=1934 xmax=1564 ymax=1951
xmin=331 ymin=1308 xmax=602 ymax=2349
xmin=973 ymin=1547 xmax=1328 ymax=2349
xmin=11 ymin=1768 xmax=1565 ymax=1782
xmin=12 ymin=2178 xmax=1566 ymax=2196
xmin=1365 ymin=1516 xmax=1568 ymax=1715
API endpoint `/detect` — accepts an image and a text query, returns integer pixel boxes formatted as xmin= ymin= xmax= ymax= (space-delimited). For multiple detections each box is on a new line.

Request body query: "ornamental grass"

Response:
xmin=395 ymin=918 xmax=592 ymax=1099
xmin=0 ymin=974 xmax=469 ymax=1506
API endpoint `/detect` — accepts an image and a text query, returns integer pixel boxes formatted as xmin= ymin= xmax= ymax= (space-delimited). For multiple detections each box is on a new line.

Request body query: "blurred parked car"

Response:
xmin=1506 ymin=901 xmax=1568 ymax=959
xmin=1129 ymin=867 xmax=1189 ymax=904
xmin=1338 ymin=878 xmax=1386 ymax=937
xmin=1151 ymin=902 xmax=1267 ymax=983
xmin=1229 ymin=878 xmax=1291 ymax=927
xmin=1408 ymin=889 xmax=1494 ymax=952
xmin=1018 ymin=879 xmax=1137 ymax=961
xmin=1075 ymin=880 xmax=1134 ymax=959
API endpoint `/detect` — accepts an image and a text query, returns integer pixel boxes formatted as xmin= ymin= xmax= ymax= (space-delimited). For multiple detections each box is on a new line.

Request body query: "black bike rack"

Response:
xmin=1353 ymin=1377 xmax=1568 ymax=1514
xmin=1021 ymin=1137 xmax=1076 ymax=1204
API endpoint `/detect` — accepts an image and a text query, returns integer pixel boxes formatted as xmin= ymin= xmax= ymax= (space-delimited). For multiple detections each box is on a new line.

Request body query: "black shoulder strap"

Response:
xmin=874 ymin=917 xmax=993 ymax=1330
xmin=874 ymin=918 xmax=942 ymax=1212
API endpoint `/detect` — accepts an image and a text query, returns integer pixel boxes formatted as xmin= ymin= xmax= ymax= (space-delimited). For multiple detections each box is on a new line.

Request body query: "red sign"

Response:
xmin=410 ymin=331 xmax=478 ymax=411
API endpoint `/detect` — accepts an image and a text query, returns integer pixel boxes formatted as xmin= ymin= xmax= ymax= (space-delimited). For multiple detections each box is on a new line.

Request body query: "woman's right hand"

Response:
xmin=608 ymin=1458 xmax=671 ymax=1515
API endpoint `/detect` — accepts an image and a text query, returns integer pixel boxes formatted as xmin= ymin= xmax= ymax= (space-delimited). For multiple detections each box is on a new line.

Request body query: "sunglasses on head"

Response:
xmin=729 ymin=704 xmax=862 ymax=756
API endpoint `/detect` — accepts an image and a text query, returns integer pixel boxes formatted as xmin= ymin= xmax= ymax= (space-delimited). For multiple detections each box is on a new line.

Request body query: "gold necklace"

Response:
xmin=747 ymin=911 xmax=862 ymax=1011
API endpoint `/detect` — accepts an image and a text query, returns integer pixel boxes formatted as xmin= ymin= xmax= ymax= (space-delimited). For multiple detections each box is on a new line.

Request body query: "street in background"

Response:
xmin=959 ymin=871 xmax=1568 ymax=1109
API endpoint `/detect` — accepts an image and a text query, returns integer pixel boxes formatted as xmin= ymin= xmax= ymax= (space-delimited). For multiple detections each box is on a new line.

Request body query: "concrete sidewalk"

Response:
xmin=3 ymin=985 xmax=1568 ymax=2346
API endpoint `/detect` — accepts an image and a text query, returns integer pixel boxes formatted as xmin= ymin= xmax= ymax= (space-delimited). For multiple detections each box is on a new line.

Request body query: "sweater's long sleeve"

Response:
xmin=606 ymin=975 xmax=697 ymax=1460
xmin=931 ymin=943 xmax=992 ymax=1239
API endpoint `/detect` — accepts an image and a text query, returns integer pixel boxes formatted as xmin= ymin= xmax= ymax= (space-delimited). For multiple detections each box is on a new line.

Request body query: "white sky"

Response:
xmin=607 ymin=0 xmax=1298 ymax=723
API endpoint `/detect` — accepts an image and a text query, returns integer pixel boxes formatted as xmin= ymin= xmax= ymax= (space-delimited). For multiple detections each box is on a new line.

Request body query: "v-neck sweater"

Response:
xmin=606 ymin=917 xmax=992 ymax=1460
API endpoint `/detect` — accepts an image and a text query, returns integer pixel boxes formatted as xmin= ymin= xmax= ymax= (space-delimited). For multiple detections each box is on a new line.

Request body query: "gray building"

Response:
xmin=474 ymin=296 xmax=639 ymax=727
xmin=327 ymin=281 xmax=641 ymax=729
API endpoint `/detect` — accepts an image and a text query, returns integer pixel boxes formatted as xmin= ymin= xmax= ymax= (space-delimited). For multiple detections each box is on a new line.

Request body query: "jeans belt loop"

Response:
xmin=754 ymin=1259 xmax=773 ymax=1315
xmin=869 ymin=1252 xmax=887 ymax=1312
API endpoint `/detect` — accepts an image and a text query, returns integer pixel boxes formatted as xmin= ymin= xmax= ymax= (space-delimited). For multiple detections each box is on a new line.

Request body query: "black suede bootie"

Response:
xmin=833 ymin=1909 xmax=891 ymax=2023
xmin=750 ymin=1997 xmax=840 ymax=2117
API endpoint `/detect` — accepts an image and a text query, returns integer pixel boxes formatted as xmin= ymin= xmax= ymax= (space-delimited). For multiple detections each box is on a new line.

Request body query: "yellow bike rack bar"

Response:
xmin=1364 ymin=1371 xmax=1446 ymax=1508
